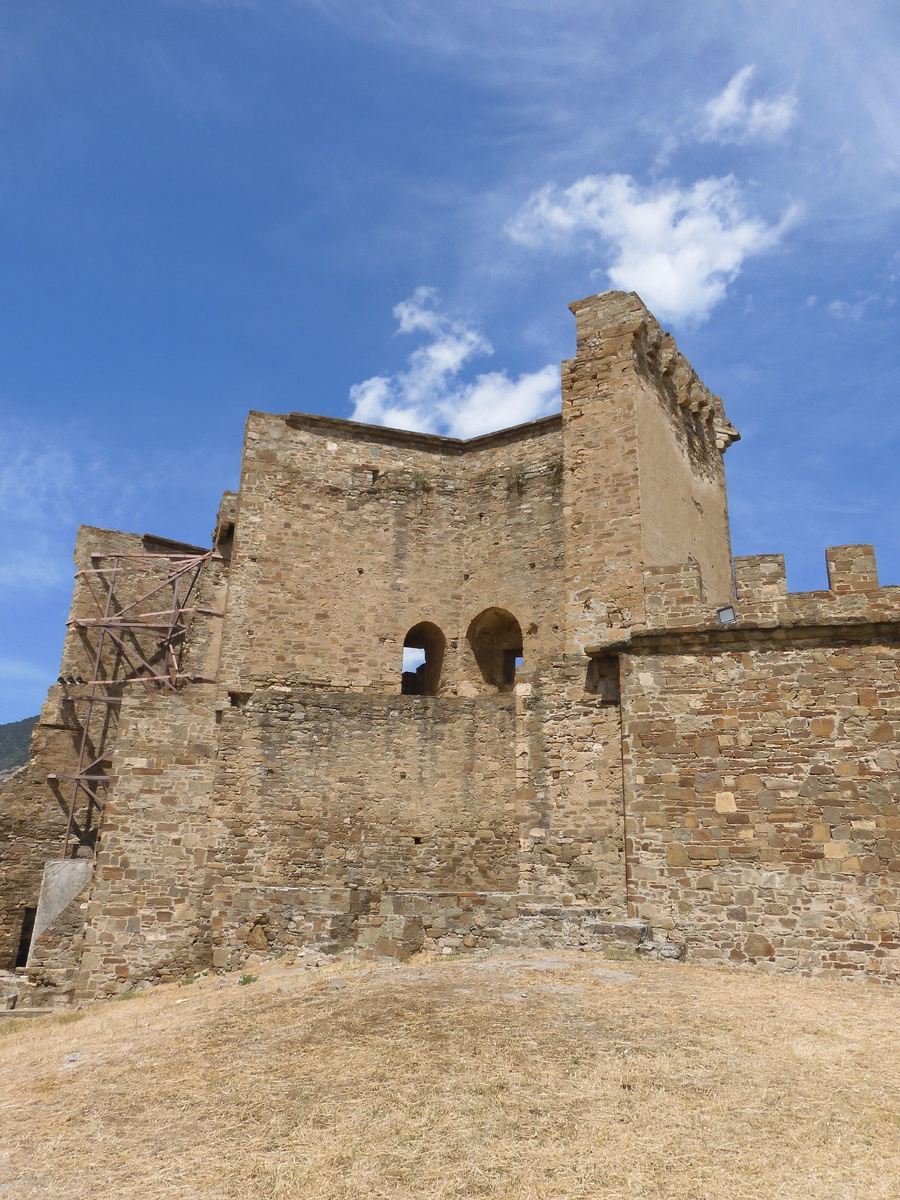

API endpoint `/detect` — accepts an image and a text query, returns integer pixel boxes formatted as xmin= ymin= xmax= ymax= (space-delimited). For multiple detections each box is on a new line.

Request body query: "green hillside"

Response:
xmin=0 ymin=715 xmax=37 ymax=780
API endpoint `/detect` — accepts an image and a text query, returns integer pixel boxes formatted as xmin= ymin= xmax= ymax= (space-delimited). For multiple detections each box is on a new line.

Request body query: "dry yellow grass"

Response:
xmin=1 ymin=951 xmax=899 ymax=1199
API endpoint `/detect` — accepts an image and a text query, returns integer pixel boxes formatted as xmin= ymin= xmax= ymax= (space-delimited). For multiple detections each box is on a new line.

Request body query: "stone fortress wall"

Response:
xmin=621 ymin=547 xmax=900 ymax=975
xmin=2 ymin=289 xmax=898 ymax=1003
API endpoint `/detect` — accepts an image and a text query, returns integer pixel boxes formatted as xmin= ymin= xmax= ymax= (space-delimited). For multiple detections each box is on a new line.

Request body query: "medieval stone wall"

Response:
xmin=624 ymin=634 xmax=900 ymax=979
xmin=208 ymin=664 xmax=630 ymax=912
xmin=75 ymin=689 xmax=221 ymax=1000
xmin=212 ymin=688 xmax=519 ymax=893
xmin=513 ymin=661 xmax=626 ymax=910
xmin=622 ymin=547 xmax=900 ymax=980
xmin=0 ymin=523 xmax=226 ymax=983
xmin=6 ymin=289 xmax=900 ymax=998
xmin=0 ymin=526 xmax=151 ymax=969
xmin=72 ymin=661 xmax=633 ymax=993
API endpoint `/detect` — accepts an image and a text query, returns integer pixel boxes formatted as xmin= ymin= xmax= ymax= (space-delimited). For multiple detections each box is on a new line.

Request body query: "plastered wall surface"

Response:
xmin=2 ymin=288 xmax=899 ymax=1000
xmin=24 ymin=860 xmax=94 ymax=1002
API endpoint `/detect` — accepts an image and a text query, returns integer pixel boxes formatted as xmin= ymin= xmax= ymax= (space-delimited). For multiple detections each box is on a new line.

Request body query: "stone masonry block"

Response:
xmin=733 ymin=555 xmax=787 ymax=603
xmin=643 ymin=561 xmax=704 ymax=628
xmin=826 ymin=545 xmax=879 ymax=594
xmin=8 ymin=289 xmax=900 ymax=998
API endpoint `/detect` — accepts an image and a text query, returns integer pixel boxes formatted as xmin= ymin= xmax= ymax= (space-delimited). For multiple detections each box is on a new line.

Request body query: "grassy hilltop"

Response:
xmin=2 ymin=950 xmax=899 ymax=1198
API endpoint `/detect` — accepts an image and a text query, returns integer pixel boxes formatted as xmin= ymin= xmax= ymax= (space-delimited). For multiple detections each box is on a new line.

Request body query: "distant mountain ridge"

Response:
xmin=0 ymin=715 xmax=37 ymax=781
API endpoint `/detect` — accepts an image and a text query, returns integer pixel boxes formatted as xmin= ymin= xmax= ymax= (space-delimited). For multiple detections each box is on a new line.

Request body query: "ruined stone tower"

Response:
xmin=3 ymin=290 xmax=899 ymax=1004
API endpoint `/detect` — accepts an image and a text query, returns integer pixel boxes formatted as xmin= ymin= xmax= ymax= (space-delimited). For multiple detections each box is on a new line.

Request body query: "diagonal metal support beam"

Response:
xmin=58 ymin=549 xmax=217 ymax=857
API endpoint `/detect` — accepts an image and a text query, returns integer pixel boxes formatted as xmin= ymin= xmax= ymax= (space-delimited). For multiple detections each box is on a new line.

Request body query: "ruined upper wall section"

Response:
xmin=566 ymin=291 xmax=739 ymax=457
xmin=217 ymin=409 xmax=566 ymax=694
xmin=284 ymin=410 xmax=562 ymax=455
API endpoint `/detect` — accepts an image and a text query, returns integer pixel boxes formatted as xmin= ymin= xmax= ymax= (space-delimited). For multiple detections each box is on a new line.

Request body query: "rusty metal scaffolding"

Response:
xmin=49 ymin=550 xmax=222 ymax=857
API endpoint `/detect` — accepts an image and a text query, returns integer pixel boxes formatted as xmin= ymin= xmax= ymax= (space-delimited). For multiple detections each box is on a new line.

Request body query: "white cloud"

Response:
xmin=827 ymin=294 xmax=879 ymax=321
xmin=0 ymin=446 xmax=76 ymax=521
xmin=402 ymin=646 xmax=425 ymax=672
xmin=349 ymin=289 xmax=560 ymax=438
xmin=0 ymin=445 xmax=83 ymax=589
xmin=508 ymin=173 xmax=799 ymax=323
xmin=701 ymin=65 xmax=796 ymax=144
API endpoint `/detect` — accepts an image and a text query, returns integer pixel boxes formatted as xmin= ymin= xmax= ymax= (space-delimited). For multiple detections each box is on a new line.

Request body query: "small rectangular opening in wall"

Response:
xmin=586 ymin=654 xmax=621 ymax=706
xmin=15 ymin=906 xmax=37 ymax=968
xmin=502 ymin=648 xmax=523 ymax=687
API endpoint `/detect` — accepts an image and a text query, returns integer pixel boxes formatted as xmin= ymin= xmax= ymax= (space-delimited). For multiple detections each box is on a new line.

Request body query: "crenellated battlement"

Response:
xmin=825 ymin=544 xmax=881 ymax=594
xmin=564 ymin=290 xmax=740 ymax=455
xmin=636 ymin=543 xmax=900 ymax=639
xmin=632 ymin=312 xmax=740 ymax=454
xmin=734 ymin=544 xmax=900 ymax=627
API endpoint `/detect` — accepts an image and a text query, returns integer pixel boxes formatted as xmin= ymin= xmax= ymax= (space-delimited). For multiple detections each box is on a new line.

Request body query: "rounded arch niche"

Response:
xmin=466 ymin=608 xmax=523 ymax=693
xmin=401 ymin=622 xmax=446 ymax=696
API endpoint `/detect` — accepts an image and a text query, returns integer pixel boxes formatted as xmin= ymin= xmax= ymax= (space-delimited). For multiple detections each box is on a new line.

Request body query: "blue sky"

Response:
xmin=1 ymin=0 xmax=898 ymax=721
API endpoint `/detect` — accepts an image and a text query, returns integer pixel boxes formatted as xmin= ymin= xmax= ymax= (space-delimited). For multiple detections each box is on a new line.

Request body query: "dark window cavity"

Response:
xmin=586 ymin=654 xmax=621 ymax=706
xmin=401 ymin=622 xmax=446 ymax=695
xmin=467 ymin=608 xmax=524 ymax=693
xmin=15 ymin=906 xmax=37 ymax=968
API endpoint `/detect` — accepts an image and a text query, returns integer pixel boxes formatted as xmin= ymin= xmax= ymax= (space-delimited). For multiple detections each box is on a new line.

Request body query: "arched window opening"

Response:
xmin=466 ymin=608 xmax=524 ymax=693
xmin=401 ymin=622 xmax=445 ymax=695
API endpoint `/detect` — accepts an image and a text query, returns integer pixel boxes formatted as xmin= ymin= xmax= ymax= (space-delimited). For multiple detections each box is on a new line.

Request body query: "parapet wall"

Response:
xmin=641 ymin=543 xmax=900 ymax=634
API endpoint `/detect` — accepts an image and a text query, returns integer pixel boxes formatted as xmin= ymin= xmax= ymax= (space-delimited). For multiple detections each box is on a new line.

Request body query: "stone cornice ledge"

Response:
xmin=585 ymin=617 xmax=900 ymax=657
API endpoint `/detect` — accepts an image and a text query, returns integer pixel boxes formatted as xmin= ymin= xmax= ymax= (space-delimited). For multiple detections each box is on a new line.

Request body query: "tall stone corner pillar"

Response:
xmin=561 ymin=290 xmax=740 ymax=655
xmin=561 ymin=291 xmax=653 ymax=654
